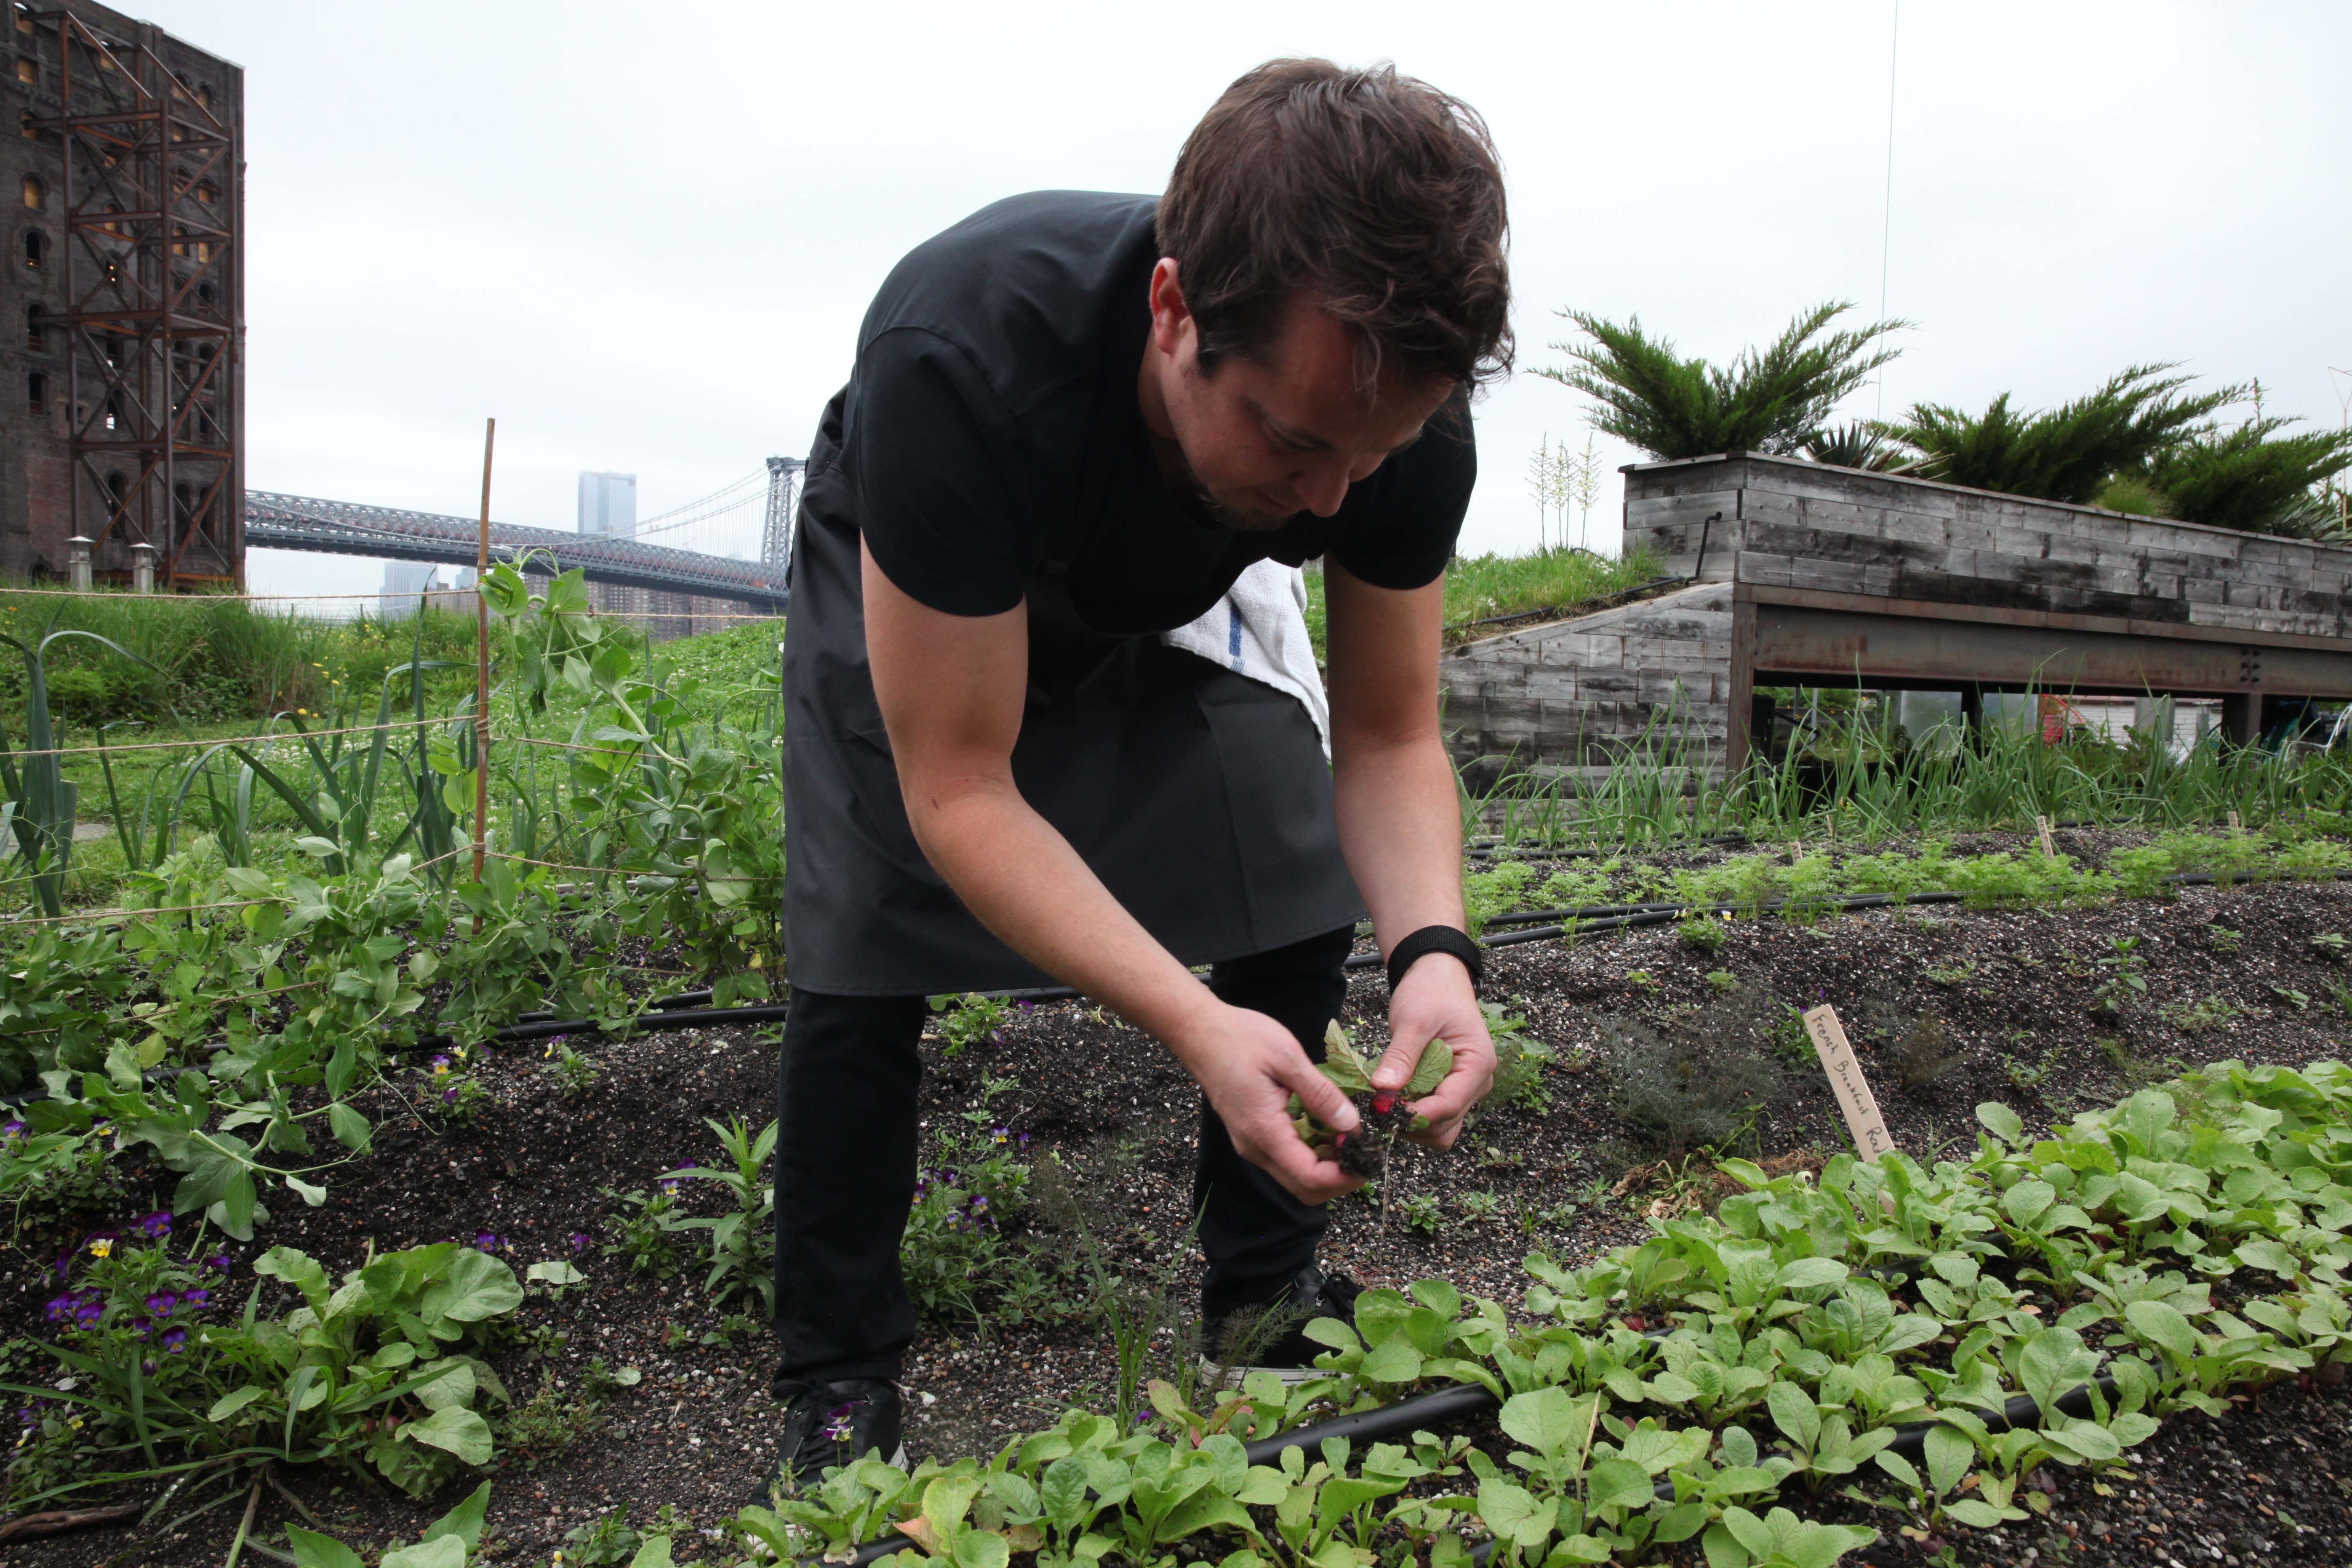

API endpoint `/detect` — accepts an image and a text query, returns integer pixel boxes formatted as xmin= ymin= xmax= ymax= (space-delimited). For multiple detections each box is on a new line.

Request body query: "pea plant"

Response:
xmin=0 ymin=561 xmax=794 ymax=1254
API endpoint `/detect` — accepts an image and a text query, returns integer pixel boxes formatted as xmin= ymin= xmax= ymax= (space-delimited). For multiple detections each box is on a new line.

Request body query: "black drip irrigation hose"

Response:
xmin=1465 ymin=831 xmax=1749 ymax=864
xmin=212 ymin=864 xmax=2352 ymax=1065
xmin=10 ymin=864 xmax=2343 ymax=1109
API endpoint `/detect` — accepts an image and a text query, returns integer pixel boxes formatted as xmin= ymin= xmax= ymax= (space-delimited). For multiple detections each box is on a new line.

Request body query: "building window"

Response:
xmin=22 ymin=229 xmax=42 ymax=268
xmin=13 ymin=56 xmax=34 ymax=86
xmin=193 ymin=180 xmax=218 ymax=206
xmin=197 ymin=84 xmax=212 ymax=111
xmin=23 ymin=302 xmax=39 ymax=349
xmin=20 ymin=173 xmax=41 ymax=210
xmin=26 ymin=371 xmax=43 ymax=413
xmin=18 ymin=111 xmax=35 ymax=139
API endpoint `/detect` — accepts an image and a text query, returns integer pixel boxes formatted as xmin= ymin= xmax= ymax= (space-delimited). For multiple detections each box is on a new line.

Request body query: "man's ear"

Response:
xmin=1147 ymin=258 xmax=1193 ymax=361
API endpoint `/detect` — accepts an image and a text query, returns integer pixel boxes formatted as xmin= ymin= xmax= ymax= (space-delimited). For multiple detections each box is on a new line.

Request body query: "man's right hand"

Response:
xmin=1168 ymin=999 xmax=1364 ymax=1206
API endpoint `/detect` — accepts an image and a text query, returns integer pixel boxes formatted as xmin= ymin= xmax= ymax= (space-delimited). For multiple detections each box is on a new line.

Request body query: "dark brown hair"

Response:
xmin=1158 ymin=58 xmax=1512 ymax=389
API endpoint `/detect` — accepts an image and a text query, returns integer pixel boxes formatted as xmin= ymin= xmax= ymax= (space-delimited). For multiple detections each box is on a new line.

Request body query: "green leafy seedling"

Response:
xmin=1293 ymin=1020 xmax=1449 ymax=1179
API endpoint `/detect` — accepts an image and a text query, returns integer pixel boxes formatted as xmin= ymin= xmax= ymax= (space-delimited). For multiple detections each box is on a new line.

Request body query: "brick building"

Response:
xmin=0 ymin=1 xmax=242 ymax=587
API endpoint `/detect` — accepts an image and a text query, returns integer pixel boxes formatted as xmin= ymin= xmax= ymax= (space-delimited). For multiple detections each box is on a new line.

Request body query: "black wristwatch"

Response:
xmin=1387 ymin=925 xmax=1484 ymax=996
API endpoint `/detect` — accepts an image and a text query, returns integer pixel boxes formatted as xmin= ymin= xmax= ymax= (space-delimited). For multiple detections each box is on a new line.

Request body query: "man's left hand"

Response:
xmin=1368 ymin=954 xmax=1494 ymax=1149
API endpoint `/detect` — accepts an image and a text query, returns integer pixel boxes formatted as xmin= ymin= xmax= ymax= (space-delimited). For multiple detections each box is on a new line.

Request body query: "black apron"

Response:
xmin=779 ymin=390 xmax=1364 ymax=997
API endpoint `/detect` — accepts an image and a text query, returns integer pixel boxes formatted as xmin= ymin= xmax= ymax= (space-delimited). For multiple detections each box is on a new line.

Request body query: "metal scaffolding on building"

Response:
xmin=26 ymin=5 xmax=241 ymax=588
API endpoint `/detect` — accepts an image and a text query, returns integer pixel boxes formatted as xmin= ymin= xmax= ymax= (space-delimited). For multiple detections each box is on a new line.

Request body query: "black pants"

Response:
xmin=772 ymin=925 xmax=1351 ymax=1385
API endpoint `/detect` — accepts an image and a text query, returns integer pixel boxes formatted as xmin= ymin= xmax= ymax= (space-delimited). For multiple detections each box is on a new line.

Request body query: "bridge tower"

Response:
xmin=761 ymin=455 xmax=805 ymax=571
xmin=3 ymin=3 xmax=243 ymax=589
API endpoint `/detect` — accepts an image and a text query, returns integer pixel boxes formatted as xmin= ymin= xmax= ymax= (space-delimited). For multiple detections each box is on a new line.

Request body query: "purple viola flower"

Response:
xmin=473 ymin=1233 xmax=505 ymax=1253
xmin=135 ymin=1211 xmax=171 ymax=1239
xmin=206 ymin=1253 xmax=230 ymax=1273
xmin=160 ymin=1326 xmax=187 ymax=1353
xmin=42 ymin=1294 xmax=75 ymax=1324
xmin=658 ymin=1161 xmax=692 ymax=1195
xmin=180 ymin=1288 xmax=209 ymax=1309
xmin=1016 ymin=1000 xmax=1034 ymax=1014
xmin=568 ymin=1232 xmax=591 ymax=1253
xmin=821 ymin=1400 xmax=860 ymax=1443
xmin=429 ymin=1054 xmax=453 ymax=1074
xmin=73 ymin=1297 xmax=102 ymax=1329
xmin=442 ymin=1087 xmax=459 ymax=1104
xmin=144 ymin=1292 xmax=179 ymax=1317
xmin=0 ymin=1120 xmax=24 ymax=1140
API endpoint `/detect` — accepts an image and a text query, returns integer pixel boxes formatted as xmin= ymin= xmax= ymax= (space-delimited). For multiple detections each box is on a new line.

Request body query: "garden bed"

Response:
xmin=8 ymin=856 xmax=2352 ymax=1565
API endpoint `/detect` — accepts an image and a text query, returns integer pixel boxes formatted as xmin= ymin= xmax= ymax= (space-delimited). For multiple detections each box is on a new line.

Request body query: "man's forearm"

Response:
xmin=906 ymin=775 xmax=1215 ymax=1043
xmin=1332 ymin=729 xmax=1466 ymax=956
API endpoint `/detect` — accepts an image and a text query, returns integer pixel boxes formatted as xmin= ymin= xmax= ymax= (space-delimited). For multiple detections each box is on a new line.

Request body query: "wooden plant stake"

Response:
xmin=2035 ymin=815 xmax=2058 ymax=858
xmin=1802 ymin=1003 xmax=1897 ymax=1163
xmin=2228 ymin=809 xmax=2242 ymax=831
xmin=472 ymin=417 xmax=496 ymax=928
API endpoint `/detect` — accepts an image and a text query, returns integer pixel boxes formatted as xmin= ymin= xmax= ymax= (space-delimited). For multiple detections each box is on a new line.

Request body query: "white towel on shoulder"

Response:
xmin=1159 ymin=559 xmax=1331 ymax=756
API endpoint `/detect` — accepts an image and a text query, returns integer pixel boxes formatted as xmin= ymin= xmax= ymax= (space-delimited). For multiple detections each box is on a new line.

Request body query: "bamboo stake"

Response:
xmin=220 ymin=1473 xmax=264 ymax=1568
xmin=473 ymin=418 xmax=496 ymax=911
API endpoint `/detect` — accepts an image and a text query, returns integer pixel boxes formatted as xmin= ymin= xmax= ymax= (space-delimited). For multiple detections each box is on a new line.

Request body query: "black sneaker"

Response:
xmin=1200 ymin=1263 xmax=1364 ymax=1386
xmin=761 ymin=1377 xmax=907 ymax=1504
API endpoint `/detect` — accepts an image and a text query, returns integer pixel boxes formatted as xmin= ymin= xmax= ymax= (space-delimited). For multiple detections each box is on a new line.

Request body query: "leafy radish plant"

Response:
xmin=1289 ymin=1021 xmax=1449 ymax=1180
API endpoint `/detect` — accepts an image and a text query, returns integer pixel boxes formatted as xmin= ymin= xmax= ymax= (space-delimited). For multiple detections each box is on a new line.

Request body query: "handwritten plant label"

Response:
xmin=2228 ymin=810 xmax=2242 ymax=831
xmin=1803 ymin=1003 xmax=1896 ymax=1162
xmin=2035 ymin=815 xmax=2057 ymax=858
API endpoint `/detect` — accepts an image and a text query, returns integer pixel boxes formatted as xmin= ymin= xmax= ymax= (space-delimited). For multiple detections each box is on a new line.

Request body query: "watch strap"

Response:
xmin=1386 ymin=925 xmax=1484 ymax=995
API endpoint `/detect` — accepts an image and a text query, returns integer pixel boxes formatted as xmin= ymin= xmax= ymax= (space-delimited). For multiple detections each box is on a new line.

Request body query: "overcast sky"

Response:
xmin=181 ymin=0 xmax=2350 ymax=606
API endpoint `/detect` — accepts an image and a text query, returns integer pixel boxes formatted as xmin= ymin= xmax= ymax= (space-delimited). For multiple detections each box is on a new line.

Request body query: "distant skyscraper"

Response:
xmin=578 ymin=472 xmax=637 ymax=536
xmin=379 ymin=562 xmax=475 ymax=617
xmin=379 ymin=562 xmax=439 ymax=619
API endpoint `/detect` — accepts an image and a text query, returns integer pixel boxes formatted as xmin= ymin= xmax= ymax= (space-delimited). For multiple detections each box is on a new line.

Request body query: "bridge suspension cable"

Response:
xmin=632 ymin=469 xmax=770 ymax=545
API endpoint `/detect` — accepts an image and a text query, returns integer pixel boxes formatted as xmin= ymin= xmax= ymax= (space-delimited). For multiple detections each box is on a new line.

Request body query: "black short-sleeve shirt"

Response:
xmin=844 ymin=191 xmax=1474 ymax=633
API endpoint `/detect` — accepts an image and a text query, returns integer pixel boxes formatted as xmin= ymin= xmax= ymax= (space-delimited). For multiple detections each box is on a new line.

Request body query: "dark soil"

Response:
xmin=8 ymin=848 xmax=2352 ymax=1566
